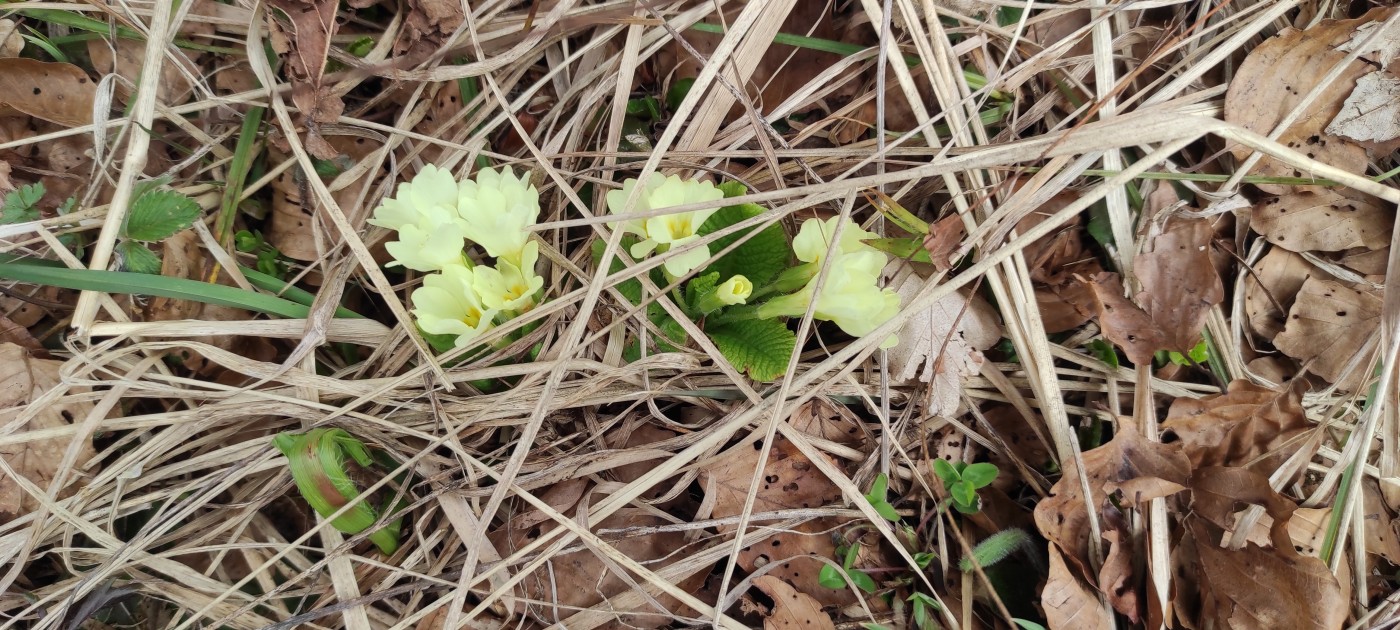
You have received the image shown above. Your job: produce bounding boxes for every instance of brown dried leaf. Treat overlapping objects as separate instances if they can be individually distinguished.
[1244,248,1318,340]
[398,0,465,60]
[752,576,836,630]
[0,19,23,57]
[699,411,855,607]
[87,38,201,104]
[0,343,97,522]
[1087,273,1167,365]
[1224,8,1396,193]
[0,59,97,127]
[492,508,702,629]
[1131,218,1225,353]
[1035,417,1190,578]
[1043,546,1112,630]
[1252,189,1390,252]
[887,270,1001,415]
[1272,276,1382,390]
[266,0,343,158]
[1161,379,1312,471]
[1183,467,1347,630]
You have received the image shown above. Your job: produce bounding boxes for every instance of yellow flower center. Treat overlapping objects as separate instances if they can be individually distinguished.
[663,215,694,237]
[461,306,484,328]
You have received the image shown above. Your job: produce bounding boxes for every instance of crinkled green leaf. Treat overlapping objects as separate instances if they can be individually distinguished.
[1086,338,1119,369]
[1,182,45,224]
[697,203,789,286]
[706,318,796,381]
[685,271,720,313]
[124,188,201,242]
[117,240,161,274]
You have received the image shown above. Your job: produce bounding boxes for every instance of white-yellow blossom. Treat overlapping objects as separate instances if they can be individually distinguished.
[411,264,498,348]
[715,275,753,306]
[757,218,900,348]
[606,173,725,277]
[472,241,545,313]
[457,167,540,265]
[383,220,468,272]
[370,165,469,271]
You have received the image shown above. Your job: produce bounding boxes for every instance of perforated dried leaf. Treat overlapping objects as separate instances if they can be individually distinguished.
[0,59,97,127]
[1272,276,1382,390]
[1252,189,1390,252]
[753,576,836,630]
[0,343,98,521]
[886,269,1001,415]
[1244,248,1319,340]
[1224,8,1396,193]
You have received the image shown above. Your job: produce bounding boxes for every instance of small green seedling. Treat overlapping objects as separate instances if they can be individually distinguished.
[931,460,998,514]
[863,473,900,521]
[818,543,877,594]
[235,229,289,279]
[1,182,45,224]
[1085,338,1119,369]
[1165,339,1209,367]
[117,177,202,274]
[908,591,942,630]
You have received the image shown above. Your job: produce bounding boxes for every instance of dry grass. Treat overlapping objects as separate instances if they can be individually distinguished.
[2,0,1399,628]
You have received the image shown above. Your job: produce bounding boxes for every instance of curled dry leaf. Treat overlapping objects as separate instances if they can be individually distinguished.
[1272,276,1382,390]
[1178,467,1347,630]
[266,0,343,158]
[1034,416,1190,580]
[886,268,1001,416]
[1018,198,1102,333]
[698,401,864,607]
[1087,272,1168,365]
[0,343,98,522]
[1161,379,1312,471]
[1224,7,1397,193]
[0,19,22,57]
[752,576,836,630]
[0,59,97,127]
[1043,545,1112,630]
[1252,189,1390,253]
[1244,248,1318,340]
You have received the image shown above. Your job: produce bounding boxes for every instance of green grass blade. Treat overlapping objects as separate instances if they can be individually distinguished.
[238,265,364,319]
[0,260,312,318]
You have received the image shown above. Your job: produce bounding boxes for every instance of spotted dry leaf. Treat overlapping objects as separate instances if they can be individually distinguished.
[1252,188,1390,253]
[1272,276,1382,390]
[0,59,97,127]
[1161,379,1312,471]
[0,343,98,522]
[753,576,836,630]
[1244,248,1319,340]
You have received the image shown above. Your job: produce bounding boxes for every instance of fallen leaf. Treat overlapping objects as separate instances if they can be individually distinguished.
[266,0,343,158]
[87,37,203,105]
[0,343,98,522]
[1161,379,1312,471]
[1043,545,1112,630]
[1326,70,1400,147]
[922,214,966,272]
[1131,218,1225,355]
[752,576,836,630]
[1243,248,1318,340]
[492,508,702,629]
[0,59,98,127]
[1017,202,1102,333]
[1224,8,1397,193]
[1183,467,1347,630]
[887,269,1002,416]
[0,19,23,57]
[1252,188,1390,252]
[1034,416,1190,579]
[699,404,860,607]
[1272,276,1382,390]
[398,0,465,61]
[1098,505,1140,623]
[1087,273,1168,365]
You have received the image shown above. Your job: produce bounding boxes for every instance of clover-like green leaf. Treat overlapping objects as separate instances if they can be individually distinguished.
[960,462,999,489]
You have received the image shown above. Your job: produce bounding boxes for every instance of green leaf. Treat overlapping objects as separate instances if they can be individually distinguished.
[706,319,796,381]
[871,500,900,522]
[865,472,889,503]
[1168,339,1209,366]
[116,241,162,274]
[848,569,877,593]
[685,272,720,313]
[863,237,933,263]
[931,459,958,485]
[626,95,661,121]
[1,182,44,224]
[0,259,316,319]
[1085,338,1119,369]
[666,77,695,112]
[842,543,859,569]
[130,175,172,202]
[960,463,999,489]
[697,203,789,286]
[124,188,201,241]
[959,528,1032,572]
[717,179,747,198]
[1012,620,1048,630]
[818,564,846,589]
[272,428,405,555]
[914,551,936,569]
[951,481,976,506]
[862,625,894,630]
[1086,199,1114,251]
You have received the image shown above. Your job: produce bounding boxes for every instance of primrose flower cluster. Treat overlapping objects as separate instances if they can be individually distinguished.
[370,166,543,349]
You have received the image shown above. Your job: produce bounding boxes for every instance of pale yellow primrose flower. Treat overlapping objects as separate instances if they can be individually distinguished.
[370,165,469,272]
[716,275,753,306]
[606,174,725,277]
[411,264,498,348]
[473,240,545,312]
[458,167,540,265]
[758,218,900,348]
